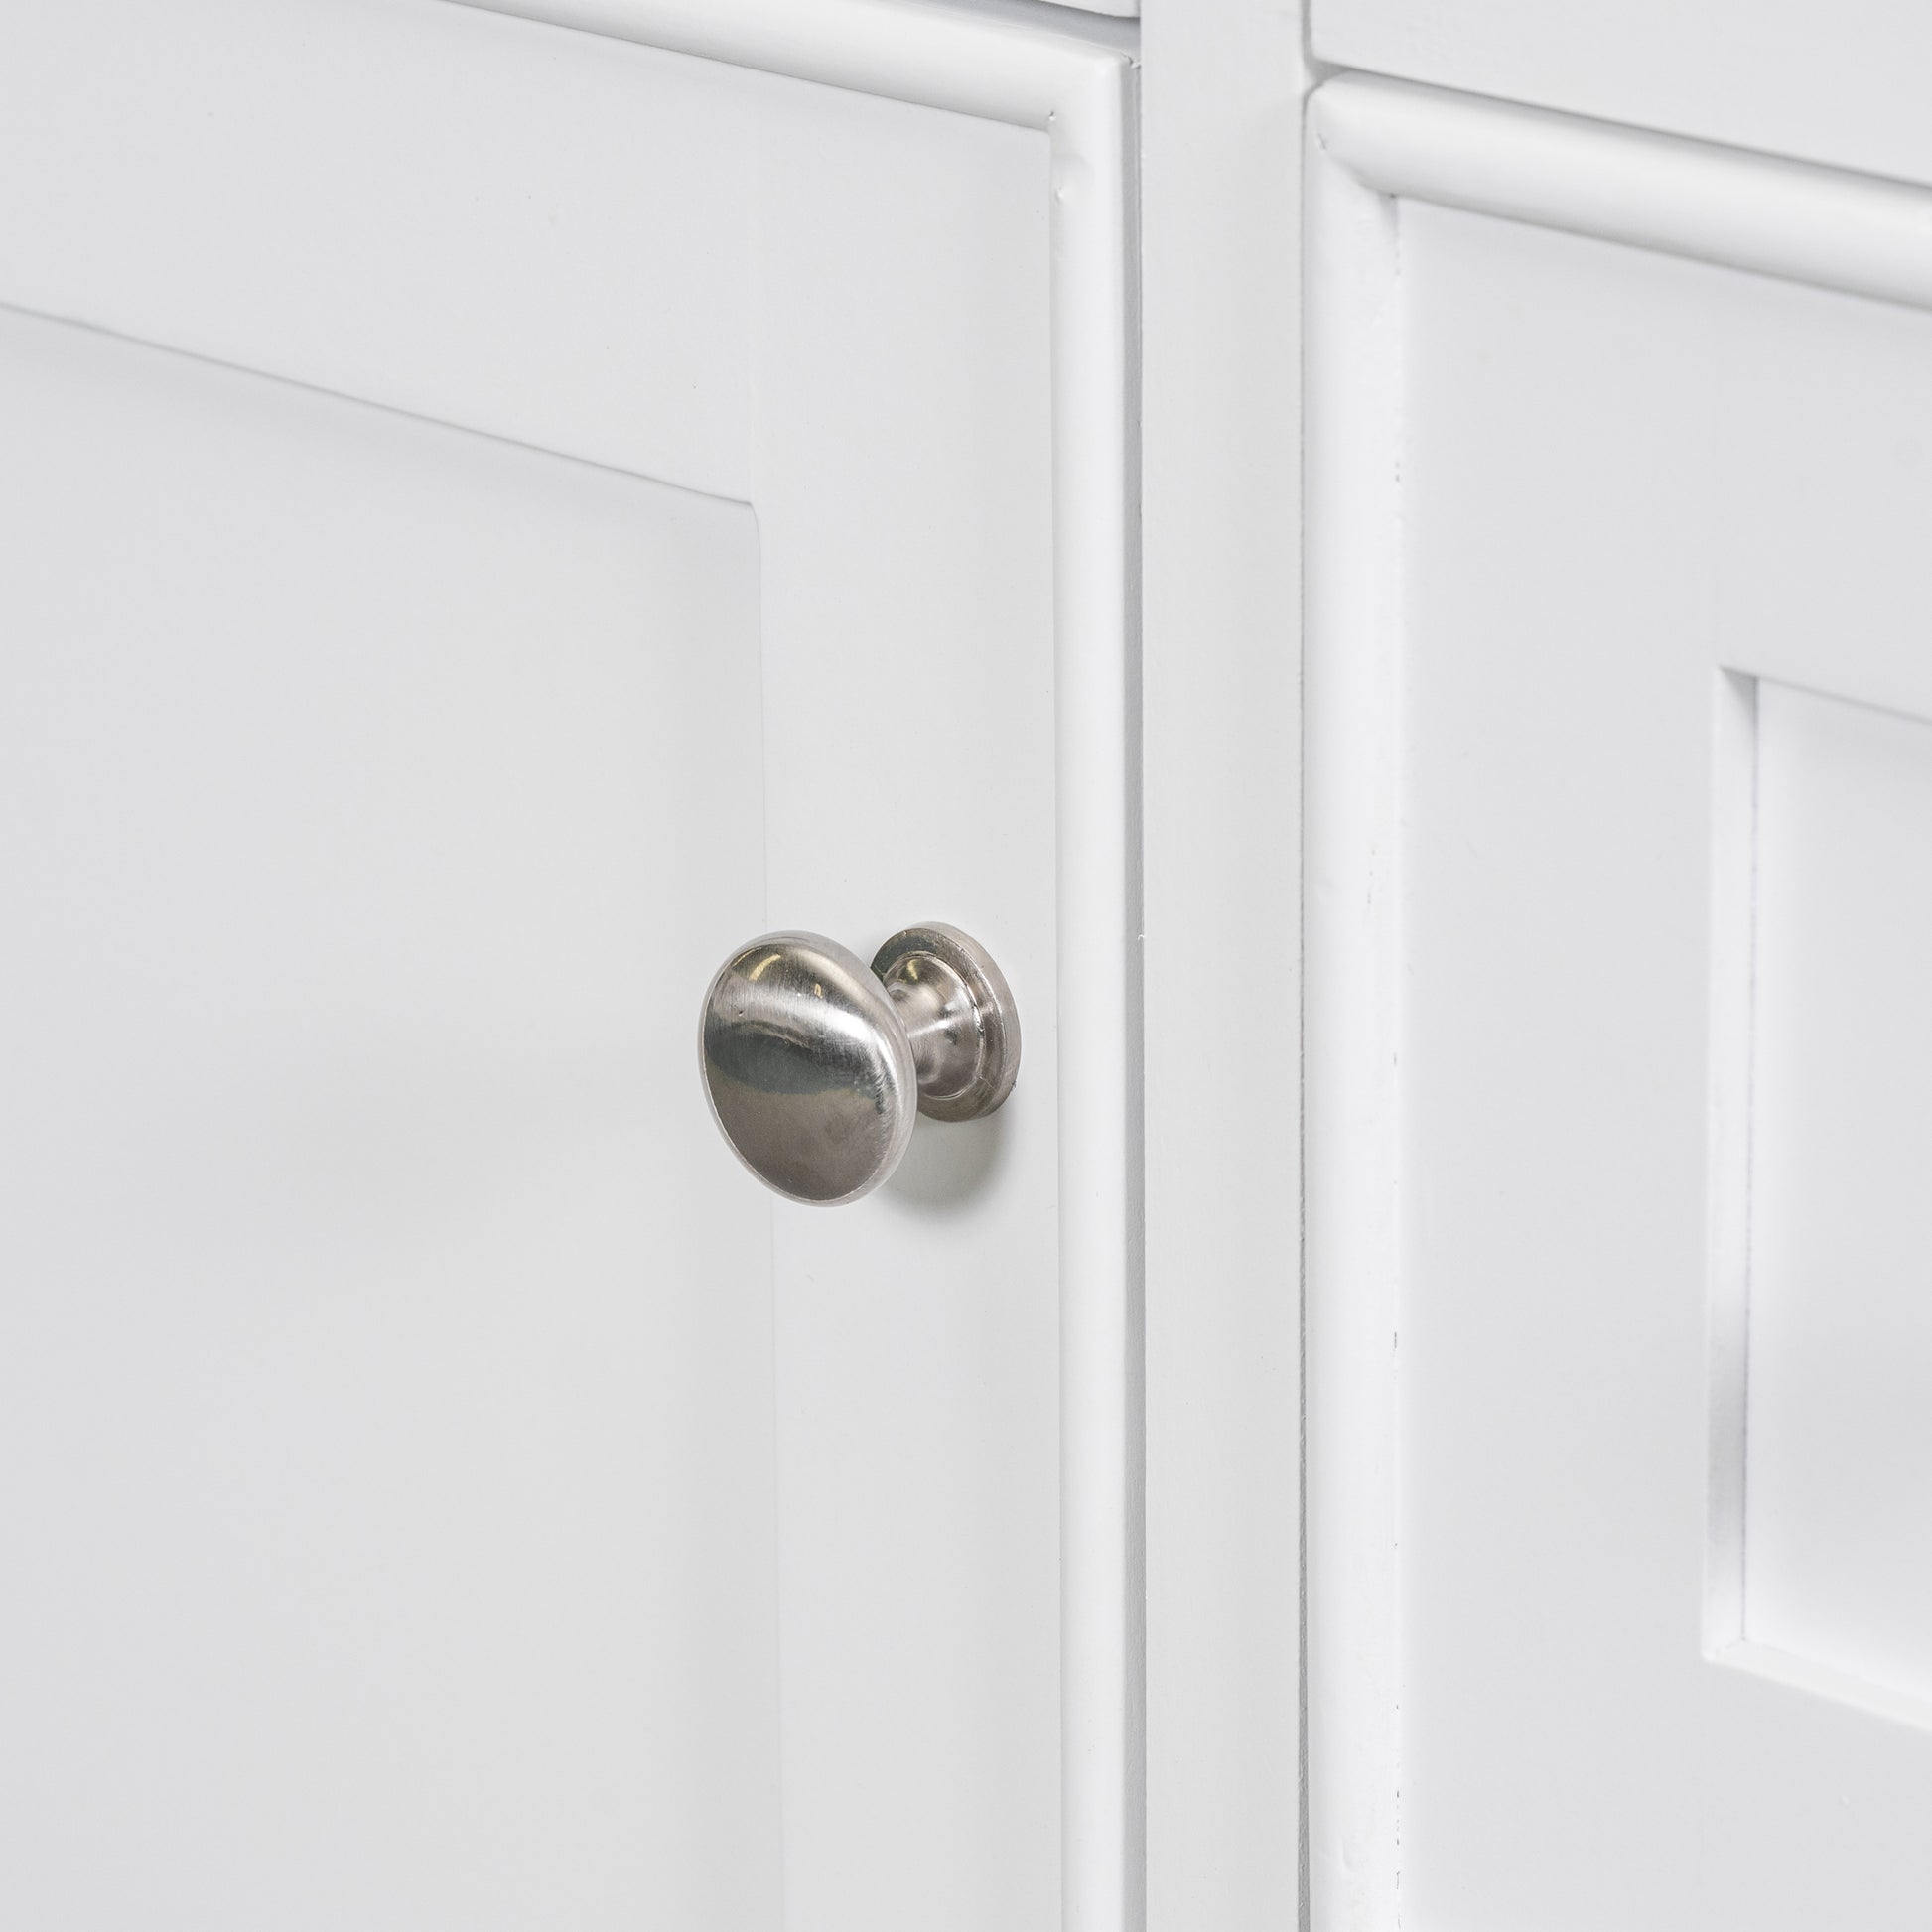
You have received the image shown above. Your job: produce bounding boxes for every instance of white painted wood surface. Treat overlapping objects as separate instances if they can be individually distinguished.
[1140,2,1303,1928]
[1309,71,1932,1931]
[0,3,1138,1927]
[743,82,1064,1932]
[1304,98,1405,1930]
[1313,0,1932,192]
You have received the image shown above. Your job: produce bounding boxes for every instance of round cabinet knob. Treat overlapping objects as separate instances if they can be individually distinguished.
[699,923,1021,1204]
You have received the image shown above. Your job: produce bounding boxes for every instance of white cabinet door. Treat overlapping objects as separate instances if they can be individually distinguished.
[1309,75,1932,1932]
[0,5,1134,1929]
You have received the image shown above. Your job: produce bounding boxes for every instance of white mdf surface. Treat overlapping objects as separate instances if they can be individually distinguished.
[1313,0,1932,193]
[1309,79,1932,1932]
[0,304,777,1932]
[0,2,1137,1927]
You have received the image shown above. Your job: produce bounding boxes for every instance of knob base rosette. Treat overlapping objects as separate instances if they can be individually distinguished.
[871,923,1020,1125]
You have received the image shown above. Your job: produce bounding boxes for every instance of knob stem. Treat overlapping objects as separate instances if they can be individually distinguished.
[886,956,978,1099]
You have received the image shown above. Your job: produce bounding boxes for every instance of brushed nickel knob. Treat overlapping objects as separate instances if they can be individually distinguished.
[698,923,1021,1204]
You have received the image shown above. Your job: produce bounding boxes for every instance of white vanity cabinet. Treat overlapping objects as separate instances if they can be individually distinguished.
[0,5,1135,1929]
[28,0,1931,1925]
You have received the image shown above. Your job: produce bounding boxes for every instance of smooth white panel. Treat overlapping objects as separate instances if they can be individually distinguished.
[1313,0,1932,193]
[1141,1,1304,1926]
[752,84,1064,1932]
[1383,203,1932,1928]
[1741,680,1932,1708]
[0,0,754,496]
[0,309,778,1929]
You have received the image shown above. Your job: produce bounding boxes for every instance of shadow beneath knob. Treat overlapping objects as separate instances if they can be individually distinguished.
[885,1110,1008,1215]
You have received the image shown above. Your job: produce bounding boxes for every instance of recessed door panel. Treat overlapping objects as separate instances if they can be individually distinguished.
[1739,679,1932,1713]
[0,307,776,1929]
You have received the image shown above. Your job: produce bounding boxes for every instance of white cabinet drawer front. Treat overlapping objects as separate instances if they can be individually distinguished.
[0,4,1136,1929]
